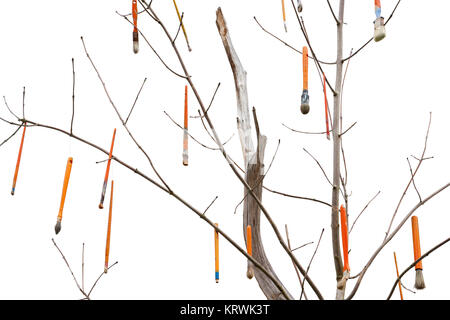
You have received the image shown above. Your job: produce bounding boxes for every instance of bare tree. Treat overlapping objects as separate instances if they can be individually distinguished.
[1,1,450,300]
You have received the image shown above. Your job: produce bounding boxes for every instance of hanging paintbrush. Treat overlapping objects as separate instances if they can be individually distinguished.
[104,180,114,273]
[172,0,192,52]
[99,128,117,209]
[55,157,73,235]
[246,225,254,279]
[182,85,189,166]
[132,0,139,53]
[340,205,350,274]
[281,0,287,32]
[214,223,219,283]
[300,46,310,114]
[297,0,303,12]
[323,72,330,140]
[411,216,425,289]
[373,0,386,42]
[11,124,27,195]
[393,252,404,300]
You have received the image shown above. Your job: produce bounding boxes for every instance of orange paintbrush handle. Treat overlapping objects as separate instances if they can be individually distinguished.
[105,180,114,273]
[184,85,188,129]
[393,252,404,300]
[214,223,219,283]
[132,0,138,32]
[246,225,252,257]
[302,46,308,90]
[281,0,286,22]
[411,216,423,270]
[11,125,26,195]
[99,128,117,209]
[340,205,350,272]
[57,157,73,222]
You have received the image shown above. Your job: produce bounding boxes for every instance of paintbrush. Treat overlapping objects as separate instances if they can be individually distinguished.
[132,0,139,53]
[411,216,425,289]
[301,46,310,114]
[55,157,73,234]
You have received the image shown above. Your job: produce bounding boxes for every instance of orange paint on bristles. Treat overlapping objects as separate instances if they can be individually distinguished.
[246,225,252,257]
[99,128,116,209]
[411,216,423,270]
[302,46,308,90]
[57,157,73,222]
[104,180,114,273]
[393,252,404,300]
[11,124,26,195]
[340,205,350,272]
[323,72,330,140]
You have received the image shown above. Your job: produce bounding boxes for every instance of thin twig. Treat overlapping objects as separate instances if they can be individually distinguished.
[407,157,422,202]
[326,0,339,24]
[300,229,325,300]
[173,12,184,44]
[349,191,381,234]
[303,148,333,187]
[385,113,432,239]
[82,243,85,292]
[191,83,221,119]
[125,77,147,124]
[285,225,308,300]
[0,124,23,148]
[3,96,20,120]
[87,261,119,298]
[203,196,218,215]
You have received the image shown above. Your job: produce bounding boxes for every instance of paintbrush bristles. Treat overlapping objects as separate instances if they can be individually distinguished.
[133,32,139,54]
[415,269,425,290]
[54,220,61,235]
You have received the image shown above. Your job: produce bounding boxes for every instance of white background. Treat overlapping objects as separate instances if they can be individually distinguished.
[0,0,449,300]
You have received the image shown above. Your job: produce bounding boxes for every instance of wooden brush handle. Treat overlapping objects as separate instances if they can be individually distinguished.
[281,0,286,22]
[411,216,423,270]
[340,205,350,272]
[105,180,114,273]
[302,47,308,91]
[132,0,138,32]
[57,157,73,221]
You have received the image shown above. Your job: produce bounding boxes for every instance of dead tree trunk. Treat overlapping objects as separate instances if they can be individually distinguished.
[216,8,292,300]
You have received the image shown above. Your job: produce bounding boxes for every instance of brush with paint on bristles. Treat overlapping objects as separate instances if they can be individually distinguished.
[104,180,114,273]
[373,0,386,42]
[99,128,116,209]
[132,0,139,53]
[182,85,189,166]
[214,223,219,283]
[246,225,254,279]
[11,124,27,195]
[300,46,310,114]
[55,157,73,235]
[172,0,192,52]
[411,216,425,289]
